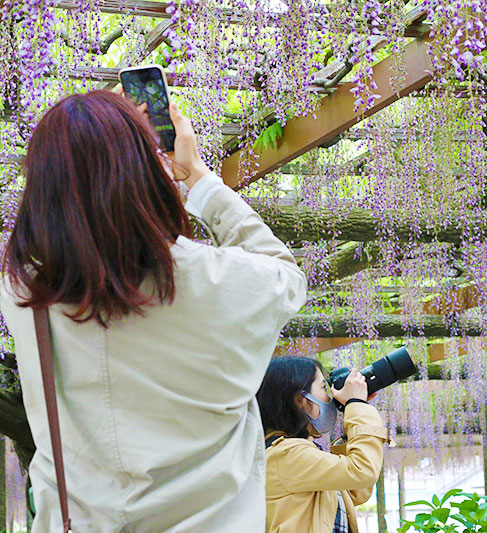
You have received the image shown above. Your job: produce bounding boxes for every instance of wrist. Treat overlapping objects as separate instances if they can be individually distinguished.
[345,398,368,407]
[186,160,211,189]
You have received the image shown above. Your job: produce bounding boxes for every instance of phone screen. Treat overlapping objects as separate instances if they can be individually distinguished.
[120,66,176,152]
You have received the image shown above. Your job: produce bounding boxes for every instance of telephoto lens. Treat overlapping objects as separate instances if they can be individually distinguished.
[328,347,417,411]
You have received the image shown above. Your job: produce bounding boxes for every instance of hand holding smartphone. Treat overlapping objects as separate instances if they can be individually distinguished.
[119,64,176,152]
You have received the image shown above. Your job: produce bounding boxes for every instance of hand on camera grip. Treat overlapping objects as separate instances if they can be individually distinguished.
[331,368,368,405]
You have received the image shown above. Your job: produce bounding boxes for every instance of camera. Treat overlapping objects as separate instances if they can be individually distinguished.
[328,347,417,411]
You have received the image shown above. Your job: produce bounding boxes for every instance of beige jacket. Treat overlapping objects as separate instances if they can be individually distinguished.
[265,403,388,533]
[0,181,307,533]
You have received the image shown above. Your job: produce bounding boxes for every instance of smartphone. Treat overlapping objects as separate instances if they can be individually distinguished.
[119,64,176,152]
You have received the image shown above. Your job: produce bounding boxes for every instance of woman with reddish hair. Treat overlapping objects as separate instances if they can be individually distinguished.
[0,90,306,532]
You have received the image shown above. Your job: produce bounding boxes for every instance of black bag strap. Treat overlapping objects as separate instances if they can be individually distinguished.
[265,435,284,449]
[33,308,72,533]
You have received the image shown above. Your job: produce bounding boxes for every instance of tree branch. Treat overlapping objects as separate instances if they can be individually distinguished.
[284,313,484,338]
[0,390,35,469]
[97,19,171,91]
[59,26,125,55]
[328,241,381,281]
[0,352,17,371]
[260,206,482,245]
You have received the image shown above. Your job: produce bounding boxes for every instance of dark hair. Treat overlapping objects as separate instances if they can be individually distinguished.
[256,356,324,439]
[2,90,192,327]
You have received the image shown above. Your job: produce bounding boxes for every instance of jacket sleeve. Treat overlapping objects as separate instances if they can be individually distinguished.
[347,487,374,506]
[273,403,386,493]
[200,184,307,321]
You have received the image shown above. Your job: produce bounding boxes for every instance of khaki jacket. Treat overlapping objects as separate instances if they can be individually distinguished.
[0,184,307,533]
[265,403,388,533]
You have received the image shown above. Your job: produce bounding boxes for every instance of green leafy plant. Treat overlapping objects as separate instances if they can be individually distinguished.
[253,121,283,151]
[398,489,487,532]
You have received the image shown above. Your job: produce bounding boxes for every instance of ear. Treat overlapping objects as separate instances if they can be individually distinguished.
[295,393,305,409]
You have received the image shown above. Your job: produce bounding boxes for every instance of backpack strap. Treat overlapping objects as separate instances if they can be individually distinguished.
[33,308,72,533]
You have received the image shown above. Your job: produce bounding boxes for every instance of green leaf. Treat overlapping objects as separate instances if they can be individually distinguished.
[458,492,478,501]
[432,495,440,507]
[261,130,271,151]
[397,521,414,533]
[414,512,434,524]
[404,500,436,509]
[451,512,474,529]
[431,507,450,523]
[440,489,463,506]
[456,500,477,513]
[253,122,283,152]
[268,121,282,147]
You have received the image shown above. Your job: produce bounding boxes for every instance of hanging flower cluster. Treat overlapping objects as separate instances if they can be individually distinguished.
[0,0,57,123]
[426,0,487,84]
[328,0,385,113]
[256,0,324,125]
[166,0,327,180]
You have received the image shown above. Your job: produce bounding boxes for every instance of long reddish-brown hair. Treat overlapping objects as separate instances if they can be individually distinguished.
[3,90,192,326]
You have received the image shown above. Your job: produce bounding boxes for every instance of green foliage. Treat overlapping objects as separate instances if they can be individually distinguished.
[398,489,487,532]
[225,91,245,115]
[253,121,283,151]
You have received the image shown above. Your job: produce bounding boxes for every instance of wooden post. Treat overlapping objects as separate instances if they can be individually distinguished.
[398,466,406,526]
[0,438,5,530]
[377,466,388,533]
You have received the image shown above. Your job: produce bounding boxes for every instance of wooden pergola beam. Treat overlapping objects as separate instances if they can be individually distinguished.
[53,5,430,101]
[57,0,170,18]
[56,0,241,22]
[220,37,434,189]
[62,67,329,94]
[427,339,469,362]
[55,0,430,37]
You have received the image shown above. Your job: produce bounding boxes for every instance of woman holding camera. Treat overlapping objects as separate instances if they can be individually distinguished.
[257,356,390,533]
[0,91,306,532]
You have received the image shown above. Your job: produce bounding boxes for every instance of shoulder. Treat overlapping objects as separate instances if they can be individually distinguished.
[173,235,283,278]
[0,275,22,306]
[0,275,13,295]
[266,437,319,457]
[0,272,33,303]
[0,276,35,339]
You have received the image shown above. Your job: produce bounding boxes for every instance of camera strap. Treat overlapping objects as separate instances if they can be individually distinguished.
[265,435,284,449]
[33,308,72,533]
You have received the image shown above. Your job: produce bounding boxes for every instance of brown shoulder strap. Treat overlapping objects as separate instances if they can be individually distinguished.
[33,308,72,533]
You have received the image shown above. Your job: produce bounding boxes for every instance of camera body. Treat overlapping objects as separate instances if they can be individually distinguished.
[328,347,417,411]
